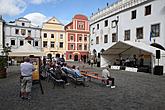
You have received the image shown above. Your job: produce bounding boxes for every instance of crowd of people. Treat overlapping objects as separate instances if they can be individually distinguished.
[20,56,115,100]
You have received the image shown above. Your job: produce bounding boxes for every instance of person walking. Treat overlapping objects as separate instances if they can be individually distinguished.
[102,67,115,88]
[20,57,35,99]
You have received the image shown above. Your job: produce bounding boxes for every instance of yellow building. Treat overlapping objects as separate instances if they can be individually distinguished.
[42,17,66,59]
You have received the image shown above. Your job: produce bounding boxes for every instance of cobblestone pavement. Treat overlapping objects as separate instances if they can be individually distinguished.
[0,62,165,110]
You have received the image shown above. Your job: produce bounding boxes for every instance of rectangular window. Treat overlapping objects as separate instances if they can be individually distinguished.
[124,30,130,41]
[51,34,54,38]
[59,42,63,48]
[97,24,99,30]
[51,41,54,48]
[84,44,87,50]
[104,20,108,27]
[84,36,87,41]
[69,54,72,59]
[43,41,47,47]
[151,24,160,37]
[104,35,108,43]
[92,28,95,34]
[21,29,26,35]
[96,36,99,44]
[79,37,82,41]
[15,29,19,34]
[60,34,63,39]
[70,44,74,50]
[20,40,24,46]
[112,33,117,42]
[44,33,47,38]
[145,5,151,16]
[28,30,31,36]
[131,10,136,19]
[78,44,82,50]
[70,35,74,41]
[136,27,143,39]
[77,22,85,30]
[11,39,15,46]
[35,41,38,46]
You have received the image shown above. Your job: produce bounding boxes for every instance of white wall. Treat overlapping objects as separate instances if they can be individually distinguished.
[90,0,165,55]
[0,21,3,55]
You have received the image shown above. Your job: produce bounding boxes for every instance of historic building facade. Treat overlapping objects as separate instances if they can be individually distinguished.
[41,17,66,58]
[0,16,4,55]
[4,17,42,50]
[65,14,90,61]
[90,0,165,67]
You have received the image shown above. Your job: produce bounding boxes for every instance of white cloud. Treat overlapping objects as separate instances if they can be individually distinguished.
[24,12,50,26]
[0,0,26,16]
[30,0,44,4]
[30,0,56,4]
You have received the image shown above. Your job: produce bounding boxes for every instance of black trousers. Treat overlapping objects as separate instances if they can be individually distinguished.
[107,77,115,86]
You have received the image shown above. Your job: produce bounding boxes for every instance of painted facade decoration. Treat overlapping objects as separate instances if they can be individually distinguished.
[65,14,90,62]
[4,17,42,50]
[42,17,66,59]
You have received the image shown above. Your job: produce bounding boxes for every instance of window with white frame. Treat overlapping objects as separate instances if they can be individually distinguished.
[124,30,130,41]
[11,39,15,46]
[60,34,63,39]
[112,33,117,42]
[151,23,160,37]
[96,36,99,44]
[51,41,54,48]
[35,41,38,46]
[145,5,151,16]
[20,40,24,46]
[104,35,108,43]
[59,42,63,48]
[136,27,143,39]
[43,41,47,47]
[104,20,108,27]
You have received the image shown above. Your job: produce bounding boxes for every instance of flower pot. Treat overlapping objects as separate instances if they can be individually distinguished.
[0,68,7,78]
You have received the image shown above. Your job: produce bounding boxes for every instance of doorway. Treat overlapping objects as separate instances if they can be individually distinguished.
[74,55,78,61]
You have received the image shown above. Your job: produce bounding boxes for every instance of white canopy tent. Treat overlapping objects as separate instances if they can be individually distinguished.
[9,42,45,57]
[101,41,165,74]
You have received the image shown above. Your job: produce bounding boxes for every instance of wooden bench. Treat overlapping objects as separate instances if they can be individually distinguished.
[81,73,112,85]
[81,70,90,73]
[88,72,98,76]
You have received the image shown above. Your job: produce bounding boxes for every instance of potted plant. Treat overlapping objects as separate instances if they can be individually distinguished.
[0,56,7,78]
[0,43,11,78]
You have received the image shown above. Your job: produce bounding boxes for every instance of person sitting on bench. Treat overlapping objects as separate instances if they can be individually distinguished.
[102,67,115,88]
[53,65,69,86]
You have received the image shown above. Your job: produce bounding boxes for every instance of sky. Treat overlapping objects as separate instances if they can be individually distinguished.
[0,0,118,26]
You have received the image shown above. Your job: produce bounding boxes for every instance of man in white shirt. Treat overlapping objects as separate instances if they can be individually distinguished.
[20,57,35,99]
[102,67,115,88]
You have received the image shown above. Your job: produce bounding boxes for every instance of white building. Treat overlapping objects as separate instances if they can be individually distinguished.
[0,16,4,55]
[4,17,42,50]
[90,0,165,74]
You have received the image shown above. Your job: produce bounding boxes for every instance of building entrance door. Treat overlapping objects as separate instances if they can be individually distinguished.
[74,55,78,61]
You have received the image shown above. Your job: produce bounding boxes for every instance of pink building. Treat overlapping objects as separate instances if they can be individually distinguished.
[65,14,90,62]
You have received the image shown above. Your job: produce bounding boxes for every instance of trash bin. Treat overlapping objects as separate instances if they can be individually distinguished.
[154,66,163,75]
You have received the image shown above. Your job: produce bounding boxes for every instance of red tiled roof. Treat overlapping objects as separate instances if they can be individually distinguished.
[25,36,34,40]
[73,14,88,20]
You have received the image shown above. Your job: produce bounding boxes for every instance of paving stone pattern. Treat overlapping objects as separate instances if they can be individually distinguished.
[0,63,165,110]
